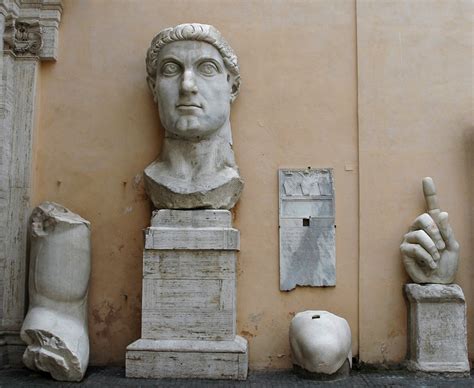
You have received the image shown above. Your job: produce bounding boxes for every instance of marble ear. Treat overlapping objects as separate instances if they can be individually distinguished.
[147,75,157,102]
[230,74,240,104]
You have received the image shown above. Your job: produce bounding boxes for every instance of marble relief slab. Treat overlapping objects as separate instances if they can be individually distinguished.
[279,169,335,291]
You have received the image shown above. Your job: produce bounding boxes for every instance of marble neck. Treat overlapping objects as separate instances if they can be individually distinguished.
[164,119,233,145]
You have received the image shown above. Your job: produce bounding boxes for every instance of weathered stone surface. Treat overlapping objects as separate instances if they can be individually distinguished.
[405,283,469,373]
[290,311,351,376]
[20,202,90,382]
[145,155,243,210]
[279,169,336,290]
[400,177,460,284]
[126,337,248,380]
[146,210,239,251]
[144,23,243,210]
[0,0,63,367]
[145,228,239,251]
[151,208,232,227]
[126,209,248,379]
[0,331,24,367]
[141,252,236,341]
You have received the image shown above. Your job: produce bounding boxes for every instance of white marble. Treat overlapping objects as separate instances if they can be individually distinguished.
[405,284,469,373]
[400,177,460,284]
[290,311,352,376]
[144,23,243,210]
[126,210,248,380]
[279,169,336,290]
[127,337,248,380]
[20,202,90,382]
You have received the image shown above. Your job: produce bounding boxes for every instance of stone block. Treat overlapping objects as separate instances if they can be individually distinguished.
[145,210,239,251]
[145,228,239,251]
[405,283,469,373]
[151,209,232,228]
[126,209,247,379]
[126,337,248,380]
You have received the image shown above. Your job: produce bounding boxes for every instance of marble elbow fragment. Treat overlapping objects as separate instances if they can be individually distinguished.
[20,202,91,382]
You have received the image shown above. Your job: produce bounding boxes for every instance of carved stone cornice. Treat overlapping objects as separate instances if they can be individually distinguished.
[0,1,63,17]
[4,18,42,57]
[1,0,62,60]
[0,1,20,18]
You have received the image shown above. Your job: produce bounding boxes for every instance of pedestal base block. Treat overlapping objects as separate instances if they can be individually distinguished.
[126,336,248,380]
[405,283,469,374]
[126,210,247,380]
[0,332,25,367]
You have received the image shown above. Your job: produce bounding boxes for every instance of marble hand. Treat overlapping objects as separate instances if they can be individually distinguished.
[400,177,460,284]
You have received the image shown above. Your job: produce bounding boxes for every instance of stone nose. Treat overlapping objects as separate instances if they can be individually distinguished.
[180,70,198,94]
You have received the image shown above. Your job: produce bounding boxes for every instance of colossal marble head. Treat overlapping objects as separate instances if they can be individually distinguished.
[146,23,241,140]
[144,24,244,210]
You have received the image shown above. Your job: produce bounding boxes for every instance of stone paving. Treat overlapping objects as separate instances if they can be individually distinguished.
[0,366,473,387]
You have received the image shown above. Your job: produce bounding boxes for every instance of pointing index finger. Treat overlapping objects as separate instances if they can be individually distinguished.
[422,177,440,213]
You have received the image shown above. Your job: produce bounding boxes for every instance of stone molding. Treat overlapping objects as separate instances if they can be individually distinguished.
[128,337,248,353]
[405,283,465,303]
[146,210,240,250]
[127,337,248,380]
[145,227,240,250]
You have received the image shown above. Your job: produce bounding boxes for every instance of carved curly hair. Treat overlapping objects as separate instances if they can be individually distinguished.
[146,23,241,99]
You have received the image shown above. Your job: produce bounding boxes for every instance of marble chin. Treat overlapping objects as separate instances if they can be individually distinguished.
[144,160,243,210]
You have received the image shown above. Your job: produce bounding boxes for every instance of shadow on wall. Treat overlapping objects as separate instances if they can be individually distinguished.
[465,126,474,323]
[466,127,474,238]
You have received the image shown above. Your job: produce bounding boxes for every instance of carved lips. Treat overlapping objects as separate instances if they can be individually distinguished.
[176,103,203,113]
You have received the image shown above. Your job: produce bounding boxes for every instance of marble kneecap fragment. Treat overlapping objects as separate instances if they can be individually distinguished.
[290,310,352,375]
[20,202,91,382]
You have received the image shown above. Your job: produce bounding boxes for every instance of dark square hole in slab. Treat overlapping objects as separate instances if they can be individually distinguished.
[303,218,310,227]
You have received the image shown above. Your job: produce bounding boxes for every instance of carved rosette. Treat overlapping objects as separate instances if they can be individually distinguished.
[4,19,43,57]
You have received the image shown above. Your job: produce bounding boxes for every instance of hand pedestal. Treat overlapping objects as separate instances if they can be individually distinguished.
[126,210,248,380]
[405,283,469,374]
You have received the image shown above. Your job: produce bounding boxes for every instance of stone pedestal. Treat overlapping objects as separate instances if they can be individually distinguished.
[126,210,248,380]
[405,284,469,373]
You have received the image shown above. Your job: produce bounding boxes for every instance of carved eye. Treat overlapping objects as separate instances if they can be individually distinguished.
[198,61,219,76]
[161,62,181,76]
